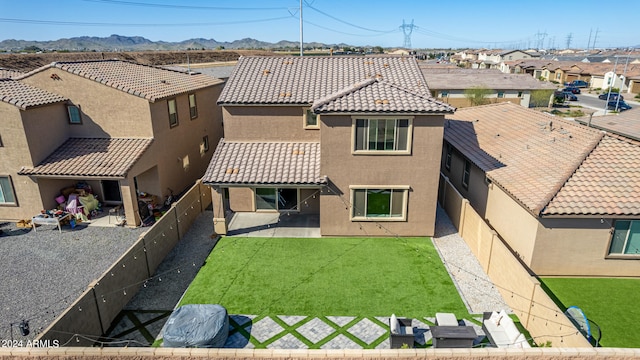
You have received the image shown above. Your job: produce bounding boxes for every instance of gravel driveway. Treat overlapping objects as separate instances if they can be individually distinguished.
[0,221,145,341]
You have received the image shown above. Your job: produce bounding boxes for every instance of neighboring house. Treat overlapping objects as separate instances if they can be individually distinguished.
[576,108,640,142]
[421,67,555,108]
[1,60,224,226]
[441,102,640,277]
[203,56,454,237]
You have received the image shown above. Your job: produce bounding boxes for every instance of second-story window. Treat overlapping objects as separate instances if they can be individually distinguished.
[304,109,318,129]
[353,118,411,154]
[497,91,505,98]
[445,144,452,170]
[462,160,471,189]
[189,94,198,119]
[168,98,178,128]
[67,105,82,124]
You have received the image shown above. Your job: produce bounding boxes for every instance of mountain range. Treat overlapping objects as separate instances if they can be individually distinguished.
[0,34,353,52]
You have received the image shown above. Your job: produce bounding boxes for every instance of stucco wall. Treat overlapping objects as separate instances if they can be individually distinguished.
[228,187,254,212]
[222,106,320,142]
[20,67,154,138]
[484,185,539,266]
[532,218,640,276]
[145,85,224,201]
[319,114,444,236]
[441,145,490,218]
[0,103,68,220]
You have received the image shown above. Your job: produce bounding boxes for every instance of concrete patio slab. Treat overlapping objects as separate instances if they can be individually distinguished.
[227,212,320,238]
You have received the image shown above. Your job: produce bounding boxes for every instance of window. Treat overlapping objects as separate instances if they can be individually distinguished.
[517,91,523,98]
[440,91,449,97]
[0,176,17,205]
[67,105,81,124]
[353,118,411,154]
[255,188,277,211]
[304,108,318,129]
[0,134,3,147]
[462,160,471,189]
[497,91,505,98]
[609,220,640,255]
[445,144,452,171]
[168,99,178,127]
[182,155,189,171]
[351,187,408,221]
[200,135,209,155]
[188,94,198,119]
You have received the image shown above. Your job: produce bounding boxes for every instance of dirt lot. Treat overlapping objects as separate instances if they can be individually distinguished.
[0,49,274,72]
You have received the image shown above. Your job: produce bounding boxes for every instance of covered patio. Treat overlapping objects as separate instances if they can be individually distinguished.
[226,212,320,237]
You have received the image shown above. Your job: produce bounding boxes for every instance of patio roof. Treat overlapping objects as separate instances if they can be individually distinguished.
[19,137,153,178]
[202,140,326,186]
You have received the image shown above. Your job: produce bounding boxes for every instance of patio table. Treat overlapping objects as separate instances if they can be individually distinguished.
[32,213,71,233]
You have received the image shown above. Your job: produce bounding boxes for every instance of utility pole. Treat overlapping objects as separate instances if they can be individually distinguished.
[299,0,303,56]
[587,28,593,50]
[566,33,573,49]
[400,19,415,49]
[592,28,599,50]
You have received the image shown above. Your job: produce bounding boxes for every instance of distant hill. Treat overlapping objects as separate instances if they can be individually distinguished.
[0,34,352,52]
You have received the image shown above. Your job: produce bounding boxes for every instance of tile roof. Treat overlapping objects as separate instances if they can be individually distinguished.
[17,60,223,102]
[576,108,640,141]
[422,69,556,90]
[543,135,640,216]
[312,78,454,114]
[445,102,603,215]
[0,79,66,110]
[202,140,326,185]
[217,56,450,113]
[19,137,153,178]
[0,68,25,79]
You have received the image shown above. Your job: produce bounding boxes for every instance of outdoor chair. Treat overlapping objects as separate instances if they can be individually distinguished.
[389,314,414,348]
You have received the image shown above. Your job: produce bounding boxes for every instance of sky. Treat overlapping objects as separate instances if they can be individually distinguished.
[1,0,638,49]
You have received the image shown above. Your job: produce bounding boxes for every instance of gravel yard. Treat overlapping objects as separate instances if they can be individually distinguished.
[0,221,145,341]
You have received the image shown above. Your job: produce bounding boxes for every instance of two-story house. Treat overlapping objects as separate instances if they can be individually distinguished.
[441,102,640,277]
[203,56,454,236]
[1,60,224,226]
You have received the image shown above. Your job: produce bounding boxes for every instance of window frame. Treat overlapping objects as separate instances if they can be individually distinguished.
[349,186,409,222]
[0,175,18,206]
[200,135,209,155]
[188,93,198,119]
[67,105,82,124]
[497,91,505,98]
[304,108,319,129]
[607,220,640,257]
[517,91,523,98]
[351,116,413,155]
[168,98,179,128]
[445,143,452,171]
[440,91,449,97]
[462,160,471,189]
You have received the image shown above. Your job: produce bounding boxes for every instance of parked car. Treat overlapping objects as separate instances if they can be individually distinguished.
[568,80,589,88]
[562,91,578,101]
[564,86,581,94]
[607,100,632,111]
[599,92,624,100]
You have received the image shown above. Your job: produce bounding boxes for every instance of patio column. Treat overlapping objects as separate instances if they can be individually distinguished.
[211,187,227,235]
[120,178,141,227]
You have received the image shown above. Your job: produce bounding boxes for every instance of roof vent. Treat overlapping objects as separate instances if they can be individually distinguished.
[263,69,271,75]
[279,92,292,97]
[292,150,305,155]
[233,168,239,174]
[160,79,168,84]
[383,63,389,67]
[283,60,293,65]
[375,99,390,105]
[364,60,373,65]
[375,73,383,79]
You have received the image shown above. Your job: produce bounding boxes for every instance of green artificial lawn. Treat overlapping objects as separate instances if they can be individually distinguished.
[540,277,640,348]
[180,237,468,319]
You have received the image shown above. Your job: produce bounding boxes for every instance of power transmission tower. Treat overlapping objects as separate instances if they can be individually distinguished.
[593,28,599,50]
[587,28,593,50]
[566,33,573,49]
[399,19,415,49]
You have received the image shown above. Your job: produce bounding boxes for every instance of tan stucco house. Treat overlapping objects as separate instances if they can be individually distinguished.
[1,60,224,226]
[421,67,556,108]
[203,56,454,236]
[441,102,640,277]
